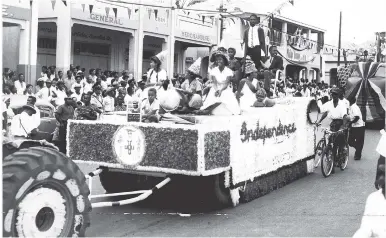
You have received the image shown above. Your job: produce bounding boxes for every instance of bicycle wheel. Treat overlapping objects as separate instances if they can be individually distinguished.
[314,139,325,168]
[321,146,334,177]
[340,143,349,171]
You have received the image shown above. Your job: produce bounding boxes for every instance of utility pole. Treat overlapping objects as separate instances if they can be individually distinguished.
[218,0,225,41]
[337,11,342,66]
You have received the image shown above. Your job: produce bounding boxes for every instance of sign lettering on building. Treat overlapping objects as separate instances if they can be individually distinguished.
[181,31,211,43]
[90,13,123,25]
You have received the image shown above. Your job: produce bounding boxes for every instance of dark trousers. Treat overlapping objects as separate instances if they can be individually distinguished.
[247,46,262,69]
[59,121,68,154]
[349,126,365,158]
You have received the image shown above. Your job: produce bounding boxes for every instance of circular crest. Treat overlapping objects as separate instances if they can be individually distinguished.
[112,126,146,166]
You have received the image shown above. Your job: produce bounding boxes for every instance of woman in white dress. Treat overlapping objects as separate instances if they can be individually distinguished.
[236,59,260,111]
[200,51,240,115]
[145,54,172,101]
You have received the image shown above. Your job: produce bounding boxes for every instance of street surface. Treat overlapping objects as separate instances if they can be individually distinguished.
[79,122,382,237]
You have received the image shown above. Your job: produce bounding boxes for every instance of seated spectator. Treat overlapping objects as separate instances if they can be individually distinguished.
[71,85,83,102]
[14,73,26,95]
[24,84,34,96]
[141,88,159,123]
[91,84,104,111]
[51,81,66,107]
[262,46,284,97]
[64,70,75,90]
[103,87,115,113]
[294,85,303,97]
[135,80,146,100]
[71,75,84,93]
[74,93,100,120]
[115,95,127,111]
[253,88,276,107]
[83,75,94,94]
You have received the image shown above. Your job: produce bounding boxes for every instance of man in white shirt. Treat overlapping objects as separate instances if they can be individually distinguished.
[103,87,116,112]
[10,104,38,139]
[339,89,350,114]
[27,96,41,129]
[51,81,67,107]
[36,79,54,101]
[242,14,266,69]
[316,87,348,172]
[14,73,27,95]
[348,97,366,160]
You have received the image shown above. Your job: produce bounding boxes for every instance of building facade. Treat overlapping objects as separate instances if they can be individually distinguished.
[2,0,218,85]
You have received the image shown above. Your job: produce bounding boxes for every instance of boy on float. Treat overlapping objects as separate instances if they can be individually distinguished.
[141,88,160,123]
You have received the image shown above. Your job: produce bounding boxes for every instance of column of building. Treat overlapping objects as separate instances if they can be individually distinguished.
[55,1,72,74]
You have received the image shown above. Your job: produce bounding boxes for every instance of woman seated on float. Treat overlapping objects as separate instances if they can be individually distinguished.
[236,58,260,111]
[199,50,241,115]
[253,88,276,107]
[141,88,160,123]
[176,57,204,112]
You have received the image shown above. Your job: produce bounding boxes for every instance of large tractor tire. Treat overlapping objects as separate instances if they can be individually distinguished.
[2,147,91,237]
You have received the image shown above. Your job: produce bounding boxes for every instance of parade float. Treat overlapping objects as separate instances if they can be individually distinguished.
[67,96,317,208]
[339,62,386,124]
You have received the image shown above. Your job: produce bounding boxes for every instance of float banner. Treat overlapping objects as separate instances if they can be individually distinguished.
[228,99,314,186]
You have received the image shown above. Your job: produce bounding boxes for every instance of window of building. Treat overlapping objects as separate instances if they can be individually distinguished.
[38,38,57,49]
[74,42,110,56]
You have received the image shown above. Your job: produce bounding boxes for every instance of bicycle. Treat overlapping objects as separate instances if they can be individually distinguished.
[314,125,350,177]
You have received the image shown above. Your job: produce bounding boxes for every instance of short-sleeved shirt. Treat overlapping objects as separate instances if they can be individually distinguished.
[209,66,233,91]
[142,99,159,115]
[181,78,203,94]
[147,69,167,84]
[349,103,365,127]
[318,100,347,120]
[55,104,74,122]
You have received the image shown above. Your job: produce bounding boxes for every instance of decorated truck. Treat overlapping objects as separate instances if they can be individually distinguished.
[2,97,318,237]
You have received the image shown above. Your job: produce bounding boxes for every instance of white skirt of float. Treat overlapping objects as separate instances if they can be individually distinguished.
[229,188,240,207]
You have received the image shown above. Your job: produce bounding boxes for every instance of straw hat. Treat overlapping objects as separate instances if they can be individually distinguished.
[187,57,202,76]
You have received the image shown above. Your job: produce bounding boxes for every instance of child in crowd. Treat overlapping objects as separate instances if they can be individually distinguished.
[141,88,159,123]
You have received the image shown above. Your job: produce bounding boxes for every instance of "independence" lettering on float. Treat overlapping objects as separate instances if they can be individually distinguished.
[240,120,297,144]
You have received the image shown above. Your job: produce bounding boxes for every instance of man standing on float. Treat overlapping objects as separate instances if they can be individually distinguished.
[242,14,267,70]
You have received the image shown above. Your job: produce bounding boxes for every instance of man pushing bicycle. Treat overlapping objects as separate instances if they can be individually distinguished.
[315,87,349,173]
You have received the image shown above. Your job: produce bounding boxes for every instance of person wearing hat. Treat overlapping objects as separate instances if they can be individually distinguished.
[236,59,260,111]
[55,92,75,153]
[10,104,38,139]
[71,84,83,102]
[200,51,241,115]
[177,57,204,112]
[252,88,276,107]
[103,87,116,113]
[36,78,54,101]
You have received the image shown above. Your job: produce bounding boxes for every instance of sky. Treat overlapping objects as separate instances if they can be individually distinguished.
[191,0,386,47]
[270,0,386,46]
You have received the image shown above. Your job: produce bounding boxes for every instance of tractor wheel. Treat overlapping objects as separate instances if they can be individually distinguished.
[2,147,91,237]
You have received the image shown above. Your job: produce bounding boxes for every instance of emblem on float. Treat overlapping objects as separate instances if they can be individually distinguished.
[112,126,146,166]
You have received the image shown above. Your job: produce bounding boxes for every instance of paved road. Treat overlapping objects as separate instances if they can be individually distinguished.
[79,126,382,237]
